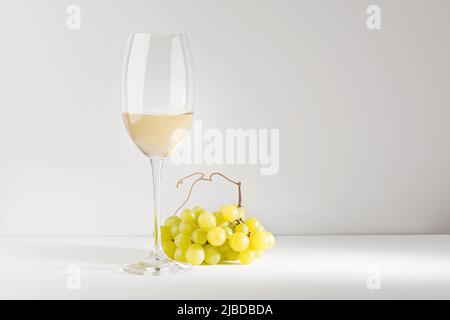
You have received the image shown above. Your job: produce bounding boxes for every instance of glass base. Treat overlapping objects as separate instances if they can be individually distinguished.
[122,248,192,276]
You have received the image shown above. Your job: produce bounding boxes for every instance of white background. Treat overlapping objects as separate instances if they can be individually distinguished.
[1,0,450,236]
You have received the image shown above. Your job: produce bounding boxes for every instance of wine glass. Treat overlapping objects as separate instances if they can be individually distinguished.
[121,33,194,275]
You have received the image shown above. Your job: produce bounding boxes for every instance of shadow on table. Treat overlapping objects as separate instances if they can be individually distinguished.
[12,242,147,267]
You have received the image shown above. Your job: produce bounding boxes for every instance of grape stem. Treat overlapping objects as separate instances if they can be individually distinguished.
[173,172,242,216]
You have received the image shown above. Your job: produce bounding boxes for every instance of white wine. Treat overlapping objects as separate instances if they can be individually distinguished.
[122,112,193,157]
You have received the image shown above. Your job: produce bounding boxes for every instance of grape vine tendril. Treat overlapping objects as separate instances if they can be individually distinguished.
[173,172,242,216]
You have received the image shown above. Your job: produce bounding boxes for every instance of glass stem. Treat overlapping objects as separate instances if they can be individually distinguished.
[149,157,164,251]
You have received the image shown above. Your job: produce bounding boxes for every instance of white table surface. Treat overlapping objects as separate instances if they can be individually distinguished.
[0,235,449,299]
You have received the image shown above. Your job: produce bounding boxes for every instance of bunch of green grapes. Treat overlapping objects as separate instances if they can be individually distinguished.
[161,205,275,265]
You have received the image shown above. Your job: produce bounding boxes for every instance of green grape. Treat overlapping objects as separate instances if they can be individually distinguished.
[185,244,205,265]
[238,207,246,219]
[192,206,205,220]
[239,249,256,264]
[192,229,207,245]
[198,212,216,231]
[256,224,266,232]
[207,227,227,246]
[170,222,180,236]
[223,226,233,239]
[174,233,191,250]
[164,216,181,227]
[181,209,196,223]
[229,232,250,252]
[162,240,176,259]
[192,205,206,215]
[225,249,240,261]
[204,244,222,265]
[219,240,231,252]
[160,225,172,242]
[214,212,229,228]
[264,231,275,249]
[254,250,263,258]
[179,221,194,234]
[245,217,261,232]
[220,204,239,222]
[174,248,186,262]
[235,223,249,235]
[250,231,268,251]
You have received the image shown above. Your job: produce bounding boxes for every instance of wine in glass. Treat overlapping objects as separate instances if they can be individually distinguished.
[121,33,194,275]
